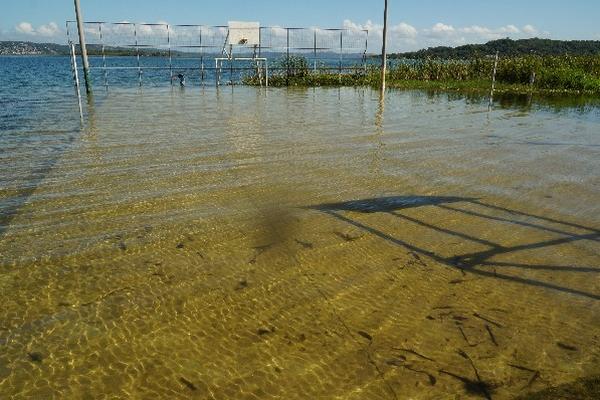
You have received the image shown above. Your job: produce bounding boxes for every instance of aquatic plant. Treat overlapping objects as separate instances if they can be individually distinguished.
[245,54,600,94]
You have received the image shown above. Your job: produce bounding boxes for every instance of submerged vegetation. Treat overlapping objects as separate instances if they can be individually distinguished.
[245,54,600,94]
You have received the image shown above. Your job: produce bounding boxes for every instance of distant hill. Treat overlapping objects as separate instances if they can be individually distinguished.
[390,38,600,59]
[0,41,68,55]
[0,41,188,56]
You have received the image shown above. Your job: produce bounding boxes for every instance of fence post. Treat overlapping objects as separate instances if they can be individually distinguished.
[167,24,173,85]
[99,23,108,89]
[313,29,317,72]
[339,30,343,81]
[364,30,369,73]
[286,28,290,86]
[199,26,204,84]
[69,42,84,121]
[488,51,499,110]
[73,0,92,94]
[134,24,142,86]
[381,0,388,94]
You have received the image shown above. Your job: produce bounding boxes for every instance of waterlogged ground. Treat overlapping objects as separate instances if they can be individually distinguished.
[1,86,599,399]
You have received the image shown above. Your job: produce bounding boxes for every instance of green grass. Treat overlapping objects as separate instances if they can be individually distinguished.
[244,55,600,95]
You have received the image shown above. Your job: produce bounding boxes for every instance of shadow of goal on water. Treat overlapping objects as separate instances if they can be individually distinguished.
[308,195,600,301]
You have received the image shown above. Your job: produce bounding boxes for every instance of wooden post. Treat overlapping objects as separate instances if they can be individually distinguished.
[380,0,388,95]
[73,0,91,94]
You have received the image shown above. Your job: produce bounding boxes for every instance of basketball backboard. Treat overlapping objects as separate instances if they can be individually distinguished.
[228,21,260,46]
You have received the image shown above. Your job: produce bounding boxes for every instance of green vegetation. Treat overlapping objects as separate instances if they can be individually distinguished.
[245,54,600,94]
[390,38,600,59]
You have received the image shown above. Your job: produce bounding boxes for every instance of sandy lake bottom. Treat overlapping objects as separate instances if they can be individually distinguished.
[1,87,599,399]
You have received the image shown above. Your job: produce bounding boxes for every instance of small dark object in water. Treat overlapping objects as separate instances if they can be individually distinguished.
[249,244,273,264]
[257,327,274,336]
[176,243,185,249]
[508,364,537,373]
[28,352,43,363]
[458,327,477,347]
[485,325,498,346]
[334,231,362,242]
[385,358,405,367]
[357,331,373,341]
[179,377,197,391]
[453,315,468,322]
[118,241,127,251]
[391,362,437,386]
[392,347,435,362]
[473,312,503,328]
[295,239,314,249]
[408,252,427,266]
[297,333,306,342]
[557,342,578,352]
[526,370,541,388]
[235,280,248,291]
[386,355,407,367]
[426,315,435,320]
[449,279,465,284]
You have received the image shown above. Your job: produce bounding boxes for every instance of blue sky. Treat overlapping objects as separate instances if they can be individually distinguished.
[1,0,599,51]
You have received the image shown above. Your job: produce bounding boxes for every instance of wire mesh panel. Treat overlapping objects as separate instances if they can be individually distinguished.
[258,27,288,51]
[288,28,314,53]
[66,21,369,87]
[136,23,169,48]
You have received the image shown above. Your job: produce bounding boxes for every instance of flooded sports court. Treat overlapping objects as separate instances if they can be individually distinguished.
[1,85,599,399]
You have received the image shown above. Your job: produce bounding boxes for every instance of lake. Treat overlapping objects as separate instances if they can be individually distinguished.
[1,56,599,399]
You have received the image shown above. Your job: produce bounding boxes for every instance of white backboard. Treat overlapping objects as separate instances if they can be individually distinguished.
[228,21,260,46]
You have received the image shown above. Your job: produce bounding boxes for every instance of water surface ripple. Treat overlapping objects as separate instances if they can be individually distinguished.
[1,81,599,399]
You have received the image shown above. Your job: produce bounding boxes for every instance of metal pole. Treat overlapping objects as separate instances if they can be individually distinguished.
[265,60,269,87]
[229,44,233,85]
[99,23,108,89]
[134,24,142,86]
[199,26,204,84]
[339,30,343,79]
[381,0,388,94]
[167,24,173,85]
[313,29,317,72]
[489,51,499,111]
[364,30,369,73]
[286,28,290,86]
[73,0,92,94]
[70,43,84,121]
[258,27,262,58]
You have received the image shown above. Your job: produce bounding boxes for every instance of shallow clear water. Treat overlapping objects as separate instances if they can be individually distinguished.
[1,56,599,399]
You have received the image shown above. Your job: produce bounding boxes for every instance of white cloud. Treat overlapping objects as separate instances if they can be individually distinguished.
[522,25,538,35]
[502,25,521,34]
[16,22,35,35]
[15,21,61,38]
[392,22,418,39]
[431,23,455,36]
[37,22,60,37]
[342,20,550,51]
